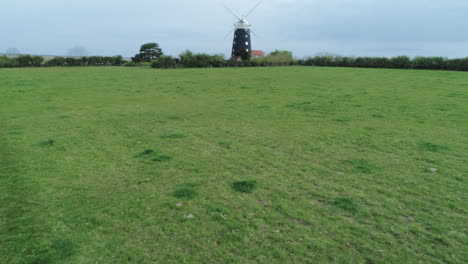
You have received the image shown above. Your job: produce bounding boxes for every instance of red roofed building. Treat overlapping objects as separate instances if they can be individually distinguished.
[252,50,265,58]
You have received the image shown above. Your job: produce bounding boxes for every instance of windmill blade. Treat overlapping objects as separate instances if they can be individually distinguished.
[224,4,241,21]
[224,28,236,39]
[251,30,261,39]
[244,0,263,19]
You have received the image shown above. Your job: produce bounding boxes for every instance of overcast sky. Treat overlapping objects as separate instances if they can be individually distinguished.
[2,0,468,58]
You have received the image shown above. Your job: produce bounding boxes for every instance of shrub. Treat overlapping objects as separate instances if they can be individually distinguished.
[44,56,125,67]
[252,50,294,66]
[179,50,225,68]
[0,56,18,67]
[446,58,468,71]
[152,56,177,69]
[313,56,334,67]
[16,55,34,67]
[353,57,389,68]
[390,56,411,69]
[123,61,139,67]
[413,57,430,69]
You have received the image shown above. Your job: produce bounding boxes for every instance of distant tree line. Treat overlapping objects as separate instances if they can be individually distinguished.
[45,56,124,67]
[2,41,468,72]
[149,51,468,71]
[0,55,44,68]
[0,55,124,68]
[298,55,468,71]
[150,50,296,69]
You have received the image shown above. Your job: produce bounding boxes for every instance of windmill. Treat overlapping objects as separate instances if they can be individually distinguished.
[224,1,263,60]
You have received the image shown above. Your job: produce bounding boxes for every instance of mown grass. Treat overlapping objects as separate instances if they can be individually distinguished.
[0,66,467,263]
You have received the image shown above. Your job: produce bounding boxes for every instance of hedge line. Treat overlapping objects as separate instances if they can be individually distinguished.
[2,53,468,72]
[151,51,296,69]
[0,55,124,68]
[151,54,468,71]
[299,56,468,71]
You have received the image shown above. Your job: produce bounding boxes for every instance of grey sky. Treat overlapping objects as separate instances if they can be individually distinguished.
[2,0,468,58]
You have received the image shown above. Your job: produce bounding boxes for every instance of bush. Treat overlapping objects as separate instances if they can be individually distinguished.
[179,50,225,68]
[412,56,445,70]
[264,50,294,66]
[0,56,18,67]
[312,56,334,67]
[152,56,177,69]
[16,55,34,67]
[390,56,411,69]
[123,61,139,67]
[352,57,389,68]
[446,58,468,71]
[43,56,125,67]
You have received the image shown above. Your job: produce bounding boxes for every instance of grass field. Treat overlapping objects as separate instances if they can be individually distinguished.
[0,66,467,263]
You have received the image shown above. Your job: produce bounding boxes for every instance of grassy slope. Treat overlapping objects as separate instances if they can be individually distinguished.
[0,67,467,263]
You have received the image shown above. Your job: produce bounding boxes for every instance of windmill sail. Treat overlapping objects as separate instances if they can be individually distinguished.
[225,1,262,60]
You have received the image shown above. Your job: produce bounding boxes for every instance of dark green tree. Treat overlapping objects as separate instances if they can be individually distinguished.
[152,56,177,69]
[133,43,163,62]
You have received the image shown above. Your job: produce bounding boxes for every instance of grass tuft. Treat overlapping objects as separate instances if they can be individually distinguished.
[345,159,375,173]
[173,187,198,199]
[333,198,358,214]
[286,101,315,112]
[160,133,186,139]
[135,149,171,162]
[135,149,154,157]
[168,115,182,120]
[419,141,449,152]
[231,180,258,193]
[335,117,352,123]
[51,238,77,259]
[151,155,172,162]
[218,141,232,149]
[38,139,56,147]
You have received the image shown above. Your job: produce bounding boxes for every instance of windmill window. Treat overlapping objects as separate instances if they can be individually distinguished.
[246,49,249,52]
[245,42,248,45]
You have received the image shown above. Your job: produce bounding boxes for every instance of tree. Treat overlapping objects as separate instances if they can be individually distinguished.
[16,55,33,67]
[131,54,143,63]
[152,56,177,69]
[390,56,411,69]
[179,50,194,67]
[134,43,163,62]
[31,56,44,67]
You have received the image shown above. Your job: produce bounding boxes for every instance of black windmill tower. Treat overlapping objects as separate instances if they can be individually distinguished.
[224,1,263,60]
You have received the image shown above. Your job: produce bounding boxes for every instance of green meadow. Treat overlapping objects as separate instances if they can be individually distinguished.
[0,66,467,263]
